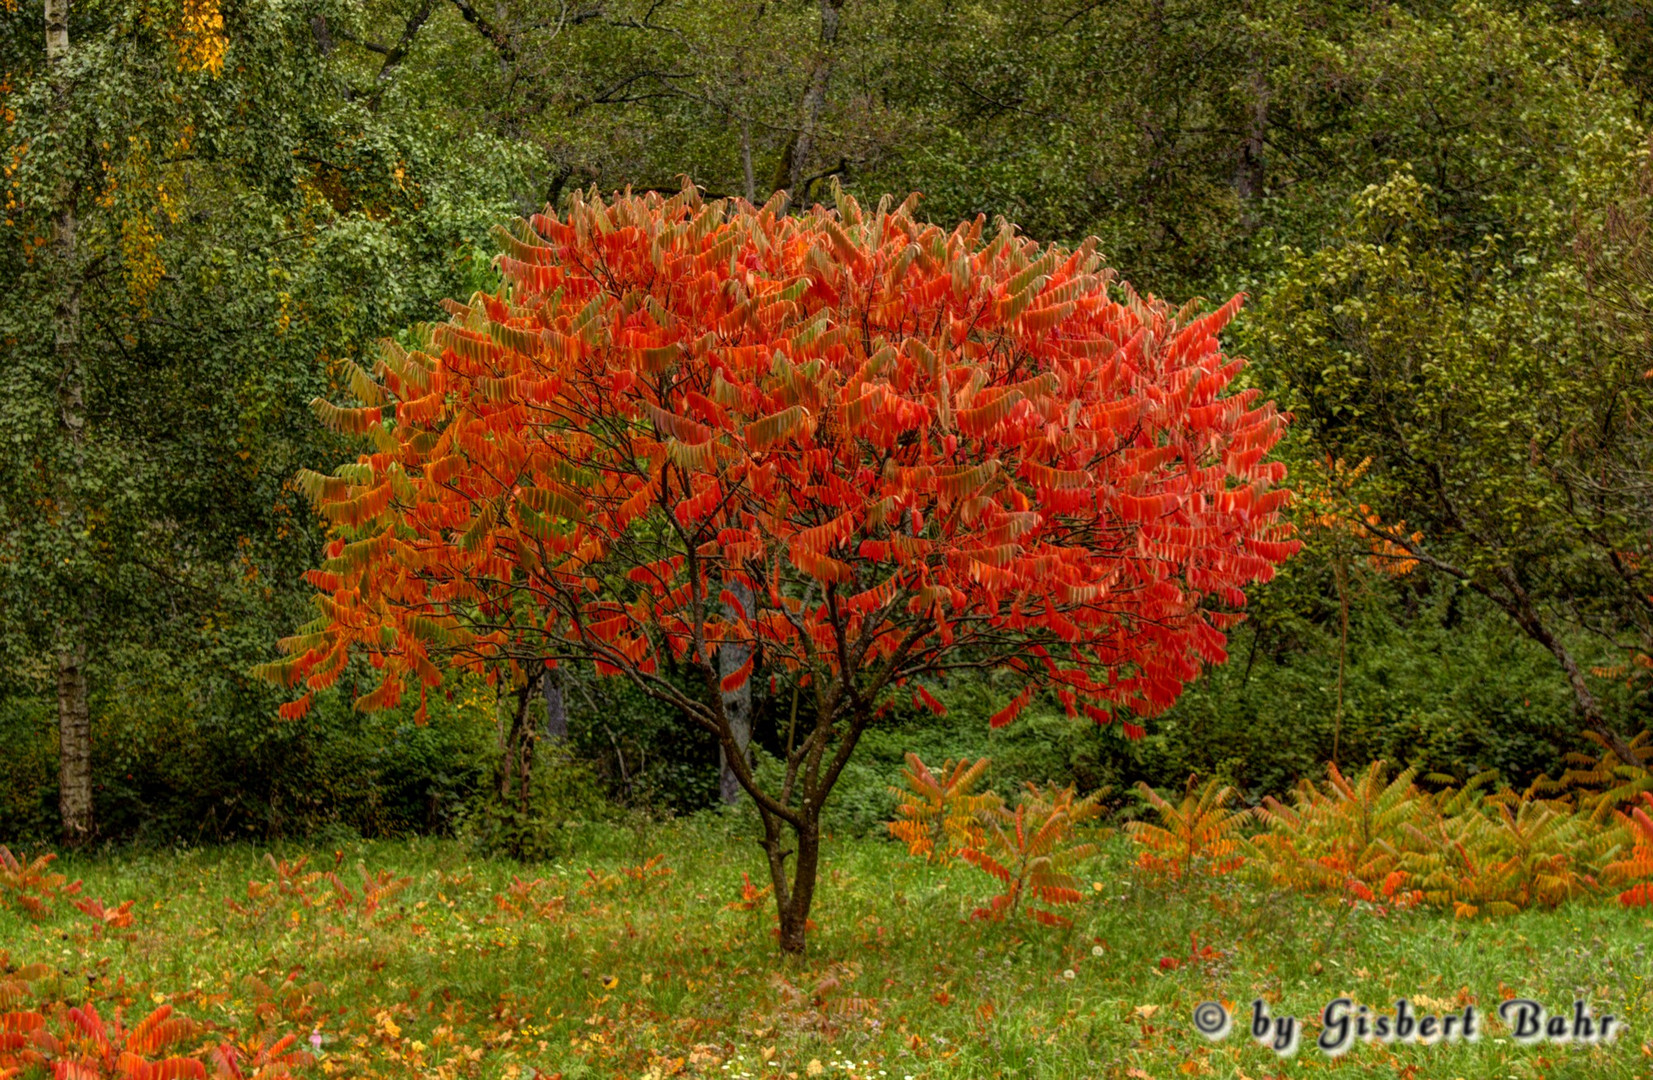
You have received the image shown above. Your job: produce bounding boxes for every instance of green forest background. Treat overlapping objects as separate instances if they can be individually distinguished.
[7,0,1653,846]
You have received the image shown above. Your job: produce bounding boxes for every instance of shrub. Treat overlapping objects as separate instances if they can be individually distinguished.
[1125,776,1248,880]
[886,754,999,861]
[961,783,1106,926]
[1605,791,1653,907]
[0,847,81,918]
[1250,761,1424,907]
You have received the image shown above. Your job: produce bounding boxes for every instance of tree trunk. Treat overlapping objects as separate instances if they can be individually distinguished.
[498,684,535,813]
[718,579,754,805]
[540,665,567,741]
[762,808,820,955]
[750,697,876,956]
[1332,549,1348,768]
[1490,566,1643,769]
[740,112,756,204]
[1525,607,1642,768]
[774,0,845,213]
[46,0,70,60]
[56,638,93,843]
[48,0,93,845]
[1233,65,1267,204]
[1401,472,1647,774]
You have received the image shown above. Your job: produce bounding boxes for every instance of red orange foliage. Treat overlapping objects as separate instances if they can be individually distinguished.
[724,872,772,912]
[262,181,1297,951]
[0,848,81,919]
[961,784,1104,927]
[0,1001,311,1080]
[71,898,134,931]
[265,180,1296,744]
[887,754,998,861]
[1125,777,1248,880]
[1609,791,1653,907]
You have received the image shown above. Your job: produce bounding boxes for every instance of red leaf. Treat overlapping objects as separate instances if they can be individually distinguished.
[720,654,753,694]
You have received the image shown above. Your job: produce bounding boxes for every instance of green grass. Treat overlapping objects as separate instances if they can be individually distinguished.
[3,817,1650,1080]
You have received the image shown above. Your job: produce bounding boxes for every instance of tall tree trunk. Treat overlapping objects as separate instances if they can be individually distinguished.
[774,0,845,213]
[740,112,756,204]
[48,0,93,845]
[1509,590,1642,768]
[56,640,92,842]
[1233,65,1267,205]
[718,580,754,804]
[540,664,567,741]
[1388,472,1647,773]
[1331,549,1348,768]
[46,0,70,60]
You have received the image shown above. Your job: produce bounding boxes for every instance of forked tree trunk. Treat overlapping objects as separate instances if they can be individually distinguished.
[745,698,874,956]
[48,0,93,845]
[763,808,821,955]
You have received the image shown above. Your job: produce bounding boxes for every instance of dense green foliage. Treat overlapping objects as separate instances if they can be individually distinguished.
[5,0,1653,843]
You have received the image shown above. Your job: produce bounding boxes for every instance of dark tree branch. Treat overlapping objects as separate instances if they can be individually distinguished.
[449,0,517,62]
[377,0,440,83]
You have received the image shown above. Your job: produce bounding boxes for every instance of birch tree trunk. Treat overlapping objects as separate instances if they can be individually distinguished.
[47,0,94,844]
[540,665,567,741]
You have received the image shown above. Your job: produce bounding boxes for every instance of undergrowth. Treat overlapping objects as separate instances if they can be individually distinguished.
[0,817,1648,1079]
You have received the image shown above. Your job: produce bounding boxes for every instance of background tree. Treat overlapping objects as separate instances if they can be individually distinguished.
[0,0,529,840]
[1252,165,1652,768]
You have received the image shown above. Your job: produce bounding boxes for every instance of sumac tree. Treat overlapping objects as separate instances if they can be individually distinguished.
[261,182,1297,953]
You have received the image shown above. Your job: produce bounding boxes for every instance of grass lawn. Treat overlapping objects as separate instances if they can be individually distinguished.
[2,816,1650,1080]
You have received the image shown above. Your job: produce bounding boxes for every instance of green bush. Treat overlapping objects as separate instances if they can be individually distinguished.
[456,743,619,861]
[0,648,496,845]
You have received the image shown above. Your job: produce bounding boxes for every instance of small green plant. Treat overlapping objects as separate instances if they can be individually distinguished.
[1403,786,1603,917]
[464,746,614,861]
